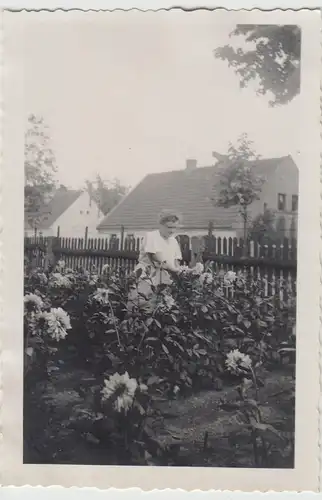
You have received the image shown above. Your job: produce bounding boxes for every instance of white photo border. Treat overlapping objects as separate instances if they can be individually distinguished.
[1,8,321,492]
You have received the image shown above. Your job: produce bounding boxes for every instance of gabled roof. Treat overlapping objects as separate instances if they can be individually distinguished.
[97,155,297,232]
[36,188,82,229]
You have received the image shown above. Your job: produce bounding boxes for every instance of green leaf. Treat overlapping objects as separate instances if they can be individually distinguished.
[147,375,163,385]
[172,341,185,352]
[197,349,207,355]
[146,317,153,327]
[243,320,251,329]
[134,401,146,415]
[162,344,169,355]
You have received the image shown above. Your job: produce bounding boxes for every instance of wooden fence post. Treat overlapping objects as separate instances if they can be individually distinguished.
[120,225,125,250]
[190,237,204,267]
[44,237,58,271]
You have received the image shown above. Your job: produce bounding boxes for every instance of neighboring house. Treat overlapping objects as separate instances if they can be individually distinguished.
[25,186,103,238]
[252,156,298,239]
[211,152,299,239]
[96,155,298,242]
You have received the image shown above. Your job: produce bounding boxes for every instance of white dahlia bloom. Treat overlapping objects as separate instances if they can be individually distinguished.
[101,372,138,414]
[193,262,204,275]
[102,264,110,274]
[24,293,44,313]
[49,272,72,288]
[199,272,214,285]
[225,349,252,375]
[93,288,110,304]
[43,307,72,341]
[224,271,237,286]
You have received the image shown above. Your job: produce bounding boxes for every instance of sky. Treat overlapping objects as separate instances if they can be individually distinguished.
[22,13,302,190]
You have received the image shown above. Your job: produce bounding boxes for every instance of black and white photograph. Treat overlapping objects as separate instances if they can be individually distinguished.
[2,8,321,492]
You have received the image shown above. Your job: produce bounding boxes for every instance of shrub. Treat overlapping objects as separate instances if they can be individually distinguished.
[24,263,296,390]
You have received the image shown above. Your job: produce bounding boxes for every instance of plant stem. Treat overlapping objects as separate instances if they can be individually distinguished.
[251,430,260,466]
[250,367,259,400]
[108,300,122,347]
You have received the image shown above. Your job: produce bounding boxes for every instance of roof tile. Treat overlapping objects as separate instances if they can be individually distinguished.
[97,156,296,232]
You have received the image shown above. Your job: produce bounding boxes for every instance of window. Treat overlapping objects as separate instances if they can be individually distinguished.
[86,210,90,215]
[80,210,83,214]
[263,202,268,213]
[277,193,286,211]
[292,194,298,212]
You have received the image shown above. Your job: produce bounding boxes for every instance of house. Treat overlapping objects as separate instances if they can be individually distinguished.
[96,155,298,242]
[244,155,298,239]
[211,152,299,239]
[24,186,104,238]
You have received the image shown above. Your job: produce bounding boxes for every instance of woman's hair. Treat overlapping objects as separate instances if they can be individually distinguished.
[158,209,182,226]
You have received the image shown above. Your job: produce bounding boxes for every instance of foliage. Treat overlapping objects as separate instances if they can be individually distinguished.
[24,290,71,377]
[85,174,129,216]
[220,353,295,467]
[25,114,58,229]
[214,135,266,247]
[25,262,296,386]
[24,261,296,465]
[249,208,279,243]
[214,25,301,106]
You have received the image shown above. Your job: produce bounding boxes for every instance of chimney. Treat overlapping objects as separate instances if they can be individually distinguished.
[186,158,197,171]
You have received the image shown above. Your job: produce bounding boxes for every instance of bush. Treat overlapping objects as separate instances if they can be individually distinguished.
[24,263,296,388]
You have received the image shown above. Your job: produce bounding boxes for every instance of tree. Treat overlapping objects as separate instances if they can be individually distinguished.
[85,174,129,216]
[214,25,301,106]
[214,134,265,256]
[249,208,278,243]
[25,114,58,230]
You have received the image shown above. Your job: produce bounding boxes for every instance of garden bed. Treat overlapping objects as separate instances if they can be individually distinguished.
[23,263,296,468]
[24,357,294,467]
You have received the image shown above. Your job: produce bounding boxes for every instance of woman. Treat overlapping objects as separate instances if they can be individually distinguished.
[128,209,183,309]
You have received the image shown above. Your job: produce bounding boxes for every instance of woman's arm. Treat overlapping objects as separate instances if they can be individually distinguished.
[147,252,179,273]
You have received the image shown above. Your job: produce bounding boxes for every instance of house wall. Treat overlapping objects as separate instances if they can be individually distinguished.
[258,159,298,237]
[25,227,54,238]
[30,192,103,238]
[234,158,299,238]
[52,191,103,238]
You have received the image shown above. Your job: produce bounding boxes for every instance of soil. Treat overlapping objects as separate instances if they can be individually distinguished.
[24,354,295,468]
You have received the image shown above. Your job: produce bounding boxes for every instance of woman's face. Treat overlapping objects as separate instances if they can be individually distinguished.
[159,220,179,239]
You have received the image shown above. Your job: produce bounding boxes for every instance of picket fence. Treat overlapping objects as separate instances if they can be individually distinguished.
[24,234,297,299]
